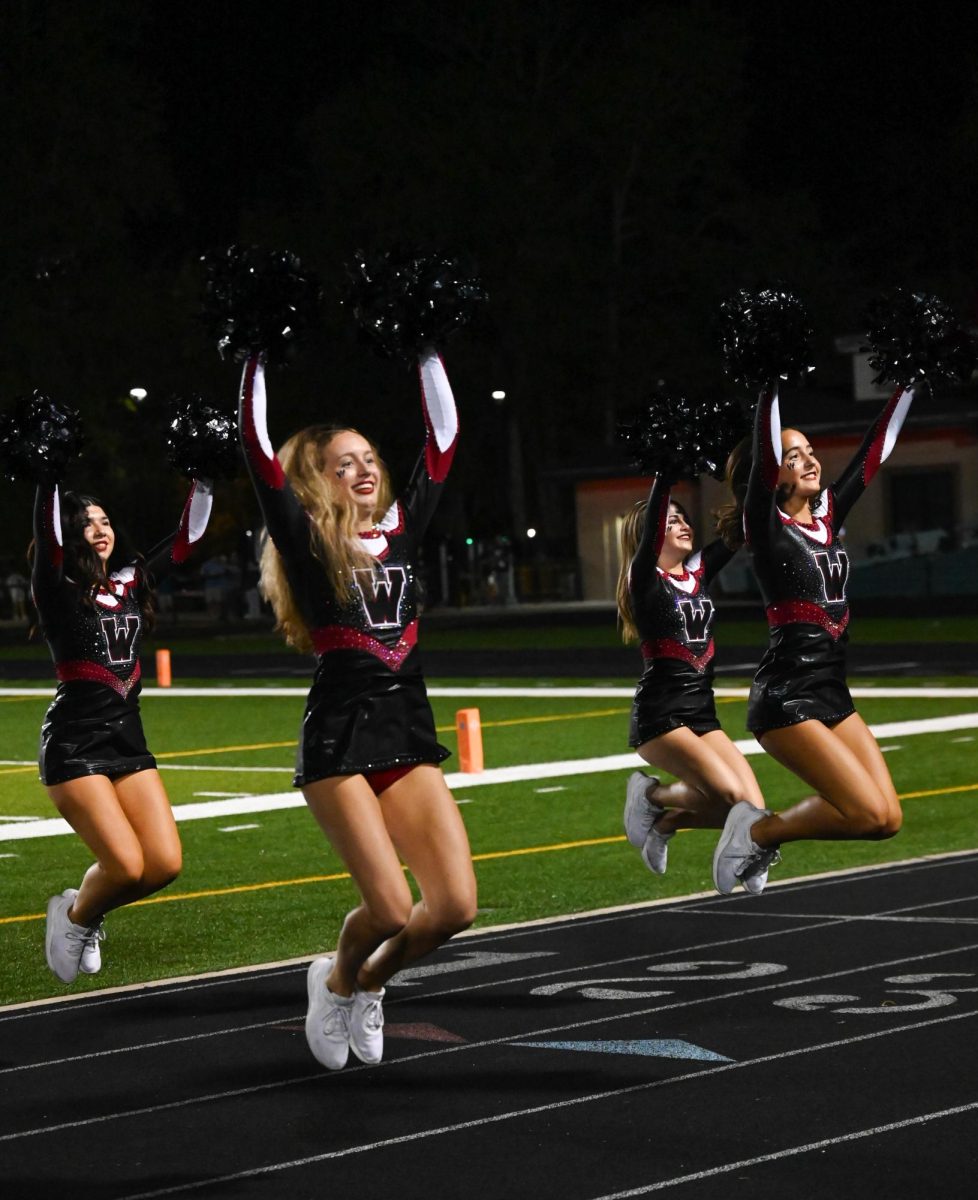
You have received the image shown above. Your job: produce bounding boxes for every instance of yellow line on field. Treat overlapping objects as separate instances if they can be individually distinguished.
[154,740,296,760]
[1,834,625,924]
[0,697,47,704]
[0,766,36,776]
[898,781,978,800]
[436,707,628,732]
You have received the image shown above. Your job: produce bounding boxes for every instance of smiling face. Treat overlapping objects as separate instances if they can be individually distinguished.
[82,505,115,562]
[778,428,822,505]
[657,501,694,571]
[322,430,382,525]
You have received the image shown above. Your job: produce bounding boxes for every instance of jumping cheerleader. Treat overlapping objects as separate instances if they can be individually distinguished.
[238,351,476,1070]
[34,473,212,982]
[619,475,772,891]
[711,383,912,891]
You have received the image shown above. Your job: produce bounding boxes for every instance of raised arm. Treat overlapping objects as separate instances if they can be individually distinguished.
[743,385,782,546]
[238,355,313,558]
[31,482,64,608]
[629,475,671,589]
[830,385,914,530]
[397,350,459,534]
[142,479,214,579]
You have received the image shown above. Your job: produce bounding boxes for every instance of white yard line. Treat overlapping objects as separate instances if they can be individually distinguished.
[2,711,977,843]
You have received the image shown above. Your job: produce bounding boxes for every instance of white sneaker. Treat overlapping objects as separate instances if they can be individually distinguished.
[623,771,663,849]
[740,846,781,895]
[79,920,105,974]
[640,826,674,875]
[350,985,385,1064]
[45,889,92,983]
[305,957,353,1069]
[712,802,771,895]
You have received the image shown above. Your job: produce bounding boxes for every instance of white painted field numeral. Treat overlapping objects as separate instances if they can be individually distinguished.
[774,972,978,1014]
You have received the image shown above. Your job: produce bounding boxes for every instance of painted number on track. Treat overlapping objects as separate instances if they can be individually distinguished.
[531,960,787,1000]
[774,972,978,1014]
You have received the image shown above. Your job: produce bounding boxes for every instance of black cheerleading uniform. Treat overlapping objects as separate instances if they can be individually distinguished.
[628,475,734,747]
[239,352,458,786]
[33,481,213,785]
[744,384,914,734]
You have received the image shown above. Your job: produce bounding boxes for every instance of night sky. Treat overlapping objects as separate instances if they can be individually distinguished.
[3,0,977,555]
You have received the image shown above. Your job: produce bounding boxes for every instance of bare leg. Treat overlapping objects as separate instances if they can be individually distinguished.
[749,713,901,848]
[357,765,477,991]
[636,726,764,835]
[47,769,181,926]
[302,774,415,997]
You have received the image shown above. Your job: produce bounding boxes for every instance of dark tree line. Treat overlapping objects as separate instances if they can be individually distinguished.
[2,0,977,568]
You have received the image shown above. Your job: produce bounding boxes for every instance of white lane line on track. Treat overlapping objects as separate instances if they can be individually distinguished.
[3,711,978,843]
[94,1008,978,1200]
[587,1100,978,1198]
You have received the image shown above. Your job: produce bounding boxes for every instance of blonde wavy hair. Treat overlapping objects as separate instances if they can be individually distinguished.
[259,424,394,653]
[615,500,648,644]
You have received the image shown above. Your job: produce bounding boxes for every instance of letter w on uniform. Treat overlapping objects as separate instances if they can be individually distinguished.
[353,565,407,629]
[678,597,714,643]
[100,615,140,664]
[813,550,849,602]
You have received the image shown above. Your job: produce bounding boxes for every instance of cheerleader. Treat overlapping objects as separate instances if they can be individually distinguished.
[711,384,912,892]
[35,478,212,982]
[239,351,476,1070]
[618,476,772,891]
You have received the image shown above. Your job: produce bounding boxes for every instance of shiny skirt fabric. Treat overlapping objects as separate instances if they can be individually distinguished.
[294,647,449,787]
[629,657,721,748]
[39,681,156,786]
[747,624,854,735]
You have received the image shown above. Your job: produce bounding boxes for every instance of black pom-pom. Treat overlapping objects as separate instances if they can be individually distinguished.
[719,287,815,392]
[618,392,745,482]
[200,245,322,365]
[863,289,977,386]
[0,391,84,484]
[342,247,488,361]
[166,396,239,481]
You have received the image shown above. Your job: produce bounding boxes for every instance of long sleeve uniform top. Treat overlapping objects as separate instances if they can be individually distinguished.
[628,475,733,672]
[238,352,457,670]
[31,481,213,698]
[743,385,913,641]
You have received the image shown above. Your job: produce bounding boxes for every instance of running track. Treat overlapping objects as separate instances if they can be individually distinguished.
[2,853,976,1199]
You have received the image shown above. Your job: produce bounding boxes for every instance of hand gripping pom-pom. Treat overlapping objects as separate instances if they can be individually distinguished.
[342,247,488,361]
[718,287,815,392]
[200,245,322,366]
[166,396,240,481]
[862,289,977,387]
[617,392,745,483]
[0,392,84,484]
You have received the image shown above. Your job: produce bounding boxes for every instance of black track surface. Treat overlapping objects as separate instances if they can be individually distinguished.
[3,854,977,1199]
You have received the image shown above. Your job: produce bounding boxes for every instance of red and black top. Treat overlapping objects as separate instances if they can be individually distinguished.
[744,385,914,640]
[629,475,734,673]
[32,481,213,701]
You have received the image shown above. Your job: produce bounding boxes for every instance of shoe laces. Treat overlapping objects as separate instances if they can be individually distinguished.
[739,846,780,879]
[322,1004,352,1037]
[83,923,105,949]
[359,993,384,1032]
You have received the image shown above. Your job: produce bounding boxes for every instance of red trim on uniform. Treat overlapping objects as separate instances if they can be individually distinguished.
[420,355,457,484]
[364,764,416,795]
[310,618,419,670]
[241,356,286,490]
[640,637,715,672]
[56,660,141,698]
[767,600,849,640]
[861,387,904,489]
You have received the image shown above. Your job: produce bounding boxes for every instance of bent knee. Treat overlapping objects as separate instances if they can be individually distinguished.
[429,892,478,939]
[852,803,902,840]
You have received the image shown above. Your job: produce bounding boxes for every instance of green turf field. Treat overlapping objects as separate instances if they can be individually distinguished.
[1,677,976,1006]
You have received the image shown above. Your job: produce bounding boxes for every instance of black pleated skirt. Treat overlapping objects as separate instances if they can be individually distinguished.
[629,657,722,748]
[747,624,854,735]
[294,647,449,787]
[39,681,156,786]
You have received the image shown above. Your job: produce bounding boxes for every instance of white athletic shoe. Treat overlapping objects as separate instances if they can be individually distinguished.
[350,985,385,1065]
[740,845,782,895]
[305,957,353,1070]
[79,920,105,974]
[640,826,675,875]
[712,802,772,895]
[45,889,94,984]
[623,771,663,849]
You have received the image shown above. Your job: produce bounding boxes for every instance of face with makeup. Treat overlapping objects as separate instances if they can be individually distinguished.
[82,505,115,562]
[778,428,821,509]
[322,430,382,526]
[658,502,694,570]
